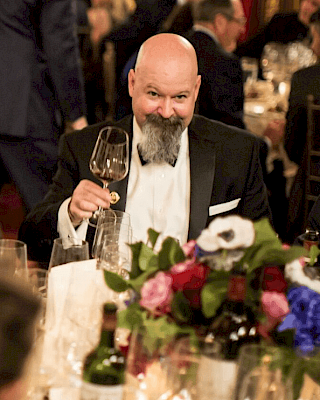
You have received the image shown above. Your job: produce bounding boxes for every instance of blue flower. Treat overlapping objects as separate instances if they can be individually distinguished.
[278,286,320,356]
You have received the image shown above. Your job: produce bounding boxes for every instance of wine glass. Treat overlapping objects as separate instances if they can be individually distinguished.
[89,126,129,224]
[48,237,89,270]
[0,239,28,280]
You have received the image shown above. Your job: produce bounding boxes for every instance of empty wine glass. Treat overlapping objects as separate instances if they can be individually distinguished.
[88,126,129,225]
[92,209,131,258]
[48,237,89,270]
[0,239,27,280]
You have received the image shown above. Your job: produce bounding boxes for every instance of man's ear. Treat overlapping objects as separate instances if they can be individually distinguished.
[128,69,135,98]
[195,75,201,102]
[214,13,228,36]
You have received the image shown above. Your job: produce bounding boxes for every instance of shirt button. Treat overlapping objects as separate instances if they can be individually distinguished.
[161,174,165,178]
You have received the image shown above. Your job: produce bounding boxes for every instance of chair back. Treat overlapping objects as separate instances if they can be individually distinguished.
[303,95,320,229]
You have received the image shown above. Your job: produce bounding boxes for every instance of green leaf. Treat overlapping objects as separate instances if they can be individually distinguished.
[129,242,144,279]
[117,303,143,330]
[309,245,320,266]
[138,243,158,271]
[127,266,159,293]
[201,278,228,318]
[104,270,129,292]
[158,237,186,270]
[171,291,194,323]
[141,314,196,355]
[147,228,160,249]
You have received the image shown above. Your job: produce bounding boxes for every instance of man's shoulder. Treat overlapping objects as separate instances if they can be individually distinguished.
[190,115,259,145]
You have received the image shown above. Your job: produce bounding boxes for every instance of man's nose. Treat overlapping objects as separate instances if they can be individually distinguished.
[158,98,174,118]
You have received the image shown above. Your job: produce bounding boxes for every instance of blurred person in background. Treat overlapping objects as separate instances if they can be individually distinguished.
[284,9,320,243]
[235,0,320,63]
[0,276,40,400]
[0,0,88,213]
[184,0,247,129]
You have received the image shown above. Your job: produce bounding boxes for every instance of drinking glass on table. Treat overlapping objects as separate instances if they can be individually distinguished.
[88,126,129,226]
[0,239,27,280]
[48,237,89,270]
[92,209,131,258]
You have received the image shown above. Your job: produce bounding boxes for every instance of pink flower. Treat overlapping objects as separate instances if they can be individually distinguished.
[258,291,290,338]
[140,272,173,315]
[182,240,196,258]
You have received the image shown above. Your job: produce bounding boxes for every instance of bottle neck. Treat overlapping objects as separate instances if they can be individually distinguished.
[99,329,115,347]
[227,274,246,302]
[99,312,117,347]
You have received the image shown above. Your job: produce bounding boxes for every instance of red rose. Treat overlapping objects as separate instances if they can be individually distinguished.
[261,266,288,293]
[169,259,211,292]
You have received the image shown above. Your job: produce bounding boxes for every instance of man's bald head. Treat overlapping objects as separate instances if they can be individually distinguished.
[128,33,201,131]
[135,33,199,77]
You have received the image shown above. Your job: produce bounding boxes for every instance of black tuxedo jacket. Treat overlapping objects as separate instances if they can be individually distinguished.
[19,114,271,263]
[184,29,245,129]
[285,64,320,166]
[236,13,309,61]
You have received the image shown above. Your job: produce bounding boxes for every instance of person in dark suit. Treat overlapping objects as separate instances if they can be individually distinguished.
[0,276,40,400]
[235,0,320,62]
[0,0,88,213]
[184,0,247,129]
[284,9,320,243]
[18,33,271,265]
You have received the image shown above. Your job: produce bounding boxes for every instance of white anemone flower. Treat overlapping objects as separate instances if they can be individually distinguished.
[197,215,255,252]
[285,258,320,294]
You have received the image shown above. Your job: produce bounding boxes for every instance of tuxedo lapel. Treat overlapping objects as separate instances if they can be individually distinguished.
[188,127,216,240]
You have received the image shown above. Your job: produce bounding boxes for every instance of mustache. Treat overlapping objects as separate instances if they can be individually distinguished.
[143,114,185,132]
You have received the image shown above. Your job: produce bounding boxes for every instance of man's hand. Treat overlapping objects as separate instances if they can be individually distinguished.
[263,119,285,146]
[68,180,112,225]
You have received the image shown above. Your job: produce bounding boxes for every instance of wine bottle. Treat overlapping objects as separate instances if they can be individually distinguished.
[205,265,259,360]
[303,228,319,251]
[80,303,125,400]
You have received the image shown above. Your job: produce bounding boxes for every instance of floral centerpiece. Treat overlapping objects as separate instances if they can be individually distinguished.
[103,215,320,398]
[103,216,307,351]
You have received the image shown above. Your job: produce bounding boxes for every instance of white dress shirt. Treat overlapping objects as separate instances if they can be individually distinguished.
[58,117,190,247]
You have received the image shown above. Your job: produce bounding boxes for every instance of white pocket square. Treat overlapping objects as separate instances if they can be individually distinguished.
[209,198,241,216]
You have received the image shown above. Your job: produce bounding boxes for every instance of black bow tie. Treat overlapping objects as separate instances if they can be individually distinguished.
[137,144,177,167]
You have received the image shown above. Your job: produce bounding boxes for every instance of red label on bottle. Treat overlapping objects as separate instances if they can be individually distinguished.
[227,276,246,301]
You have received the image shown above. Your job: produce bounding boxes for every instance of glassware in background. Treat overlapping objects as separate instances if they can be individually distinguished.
[48,237,89,270]
[88,126,129,225]
[241,57,258,87]
[234,344,295,400]
[0,239,27,280]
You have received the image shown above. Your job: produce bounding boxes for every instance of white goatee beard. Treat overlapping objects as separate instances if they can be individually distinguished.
[139,114,185,165]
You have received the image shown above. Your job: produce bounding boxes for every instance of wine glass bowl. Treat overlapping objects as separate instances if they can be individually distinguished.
[89,126,129,189]
[88,126,129,225]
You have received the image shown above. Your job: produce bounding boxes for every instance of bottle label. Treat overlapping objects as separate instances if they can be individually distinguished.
[227,276,246,301]
[80,382,123,400]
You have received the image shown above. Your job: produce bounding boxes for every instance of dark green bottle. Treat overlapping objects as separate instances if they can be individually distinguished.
[80,303,125,400]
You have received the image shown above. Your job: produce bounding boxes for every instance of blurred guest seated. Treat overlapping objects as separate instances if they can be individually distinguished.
[283,10,320,243]
[235,0,320,63]
[0,276,40,400]
[99,0,176,99]
[184,0,247,129]
[163,0,195,35]
[18,34,271,265]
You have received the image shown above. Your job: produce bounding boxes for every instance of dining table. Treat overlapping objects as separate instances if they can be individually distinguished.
[243,79,298,197]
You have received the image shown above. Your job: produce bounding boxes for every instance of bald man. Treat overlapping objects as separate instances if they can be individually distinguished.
[19,33,271,265]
